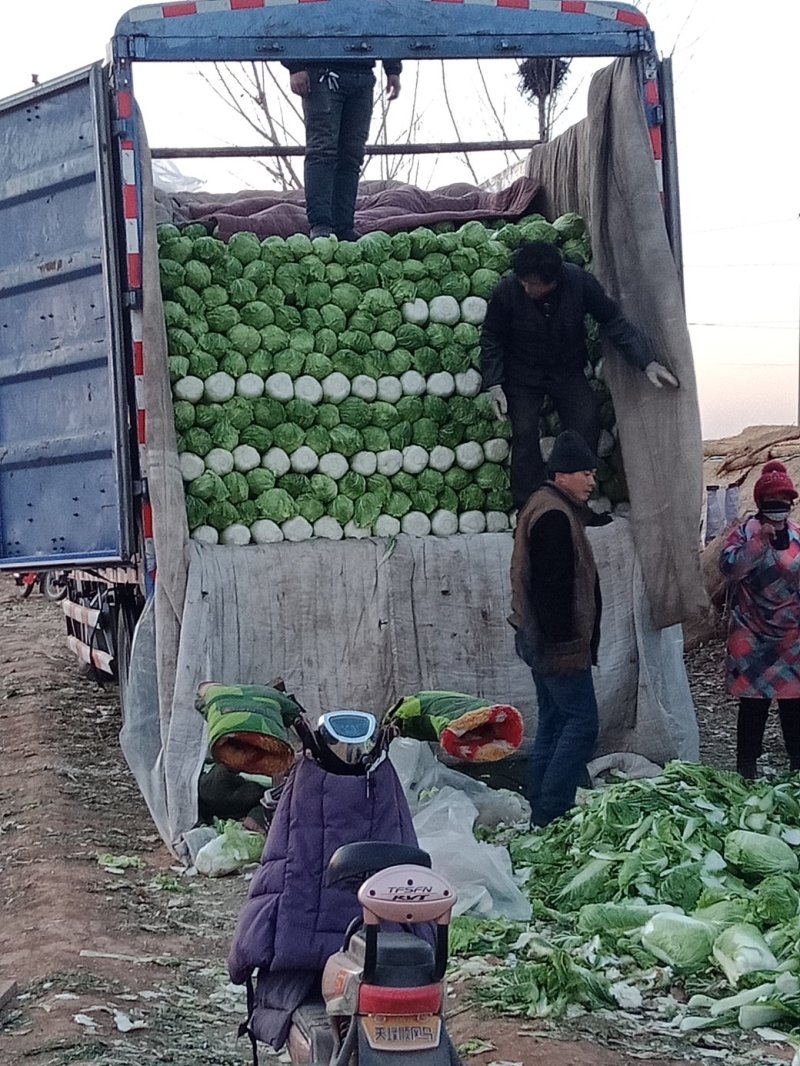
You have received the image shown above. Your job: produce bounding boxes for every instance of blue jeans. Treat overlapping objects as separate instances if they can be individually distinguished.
[302,70,375,235]
[528,668,598,826]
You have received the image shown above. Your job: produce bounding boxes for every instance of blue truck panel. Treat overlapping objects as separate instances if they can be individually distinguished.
[114,0,652,62]
[0,66,133,568]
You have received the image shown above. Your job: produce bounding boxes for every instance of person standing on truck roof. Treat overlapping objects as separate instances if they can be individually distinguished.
[286,60,402,241]
[509,429,603,827]
[480,241,679,510]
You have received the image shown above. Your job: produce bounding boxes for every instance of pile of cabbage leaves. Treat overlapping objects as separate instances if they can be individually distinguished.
[451,763,800,1050]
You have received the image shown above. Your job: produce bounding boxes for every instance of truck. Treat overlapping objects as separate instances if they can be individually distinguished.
[0,0,704,852]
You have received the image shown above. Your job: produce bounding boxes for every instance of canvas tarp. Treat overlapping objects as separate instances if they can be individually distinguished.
[157,175,541,240]
[123,524,698,853]
[524,59,706,628]
[121,61,703,854]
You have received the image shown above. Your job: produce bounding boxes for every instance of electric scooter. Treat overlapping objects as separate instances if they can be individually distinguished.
[212,690,522,1066]
[282,709,461,1065]
[289,837,460,1065]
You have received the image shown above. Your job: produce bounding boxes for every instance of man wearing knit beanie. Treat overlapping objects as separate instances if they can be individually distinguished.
[509,430,603,826]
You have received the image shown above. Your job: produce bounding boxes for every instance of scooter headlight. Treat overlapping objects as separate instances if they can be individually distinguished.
[317,711,379,766]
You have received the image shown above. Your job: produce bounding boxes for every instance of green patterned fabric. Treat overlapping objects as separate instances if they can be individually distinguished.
[196,684,298,775]
[385,690,524,763]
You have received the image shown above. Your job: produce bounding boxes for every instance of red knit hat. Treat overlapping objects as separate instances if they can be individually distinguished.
[753,460,798,506]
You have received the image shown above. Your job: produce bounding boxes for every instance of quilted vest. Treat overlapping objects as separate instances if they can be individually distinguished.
[509,484,598,674]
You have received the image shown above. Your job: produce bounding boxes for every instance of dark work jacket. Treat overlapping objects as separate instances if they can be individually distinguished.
[283,59,402,76]
[480,264,652,389]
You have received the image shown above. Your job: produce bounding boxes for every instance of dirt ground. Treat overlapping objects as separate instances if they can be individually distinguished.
[0,577,791,1066]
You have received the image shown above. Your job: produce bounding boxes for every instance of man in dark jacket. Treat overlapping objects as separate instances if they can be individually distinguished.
[481,241,678,509]
[287,60,401,240]
[509,430,604,826]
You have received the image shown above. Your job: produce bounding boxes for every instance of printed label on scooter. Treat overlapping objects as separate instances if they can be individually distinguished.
[362,1014,441,1051]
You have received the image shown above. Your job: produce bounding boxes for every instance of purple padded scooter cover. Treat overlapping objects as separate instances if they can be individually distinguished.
[227,754,420,1048]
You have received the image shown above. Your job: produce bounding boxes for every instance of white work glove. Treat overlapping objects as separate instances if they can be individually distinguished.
[644,361,679,389]
[487,384,508,421]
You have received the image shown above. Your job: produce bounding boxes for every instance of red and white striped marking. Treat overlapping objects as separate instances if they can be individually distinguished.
[66,635,115,675]
[130,309,156,575]
[131,309,146,449]
[128,0,329,18]
[643,73,663,194]
[142,500,156,577]
[126,0,647,26]
[431,0,647,23]
[62,599,102,629]
[119,140,142,290]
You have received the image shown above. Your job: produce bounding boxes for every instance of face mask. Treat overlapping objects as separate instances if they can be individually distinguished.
[760,502,792,522]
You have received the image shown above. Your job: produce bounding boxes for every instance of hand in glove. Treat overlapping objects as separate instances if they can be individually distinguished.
[644,361,679,389]
[488,384,509,420]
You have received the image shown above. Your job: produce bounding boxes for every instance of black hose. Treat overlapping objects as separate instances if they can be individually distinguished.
[331,1017,359,1066]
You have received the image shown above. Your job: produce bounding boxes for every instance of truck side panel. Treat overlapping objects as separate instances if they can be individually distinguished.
[0,66,134,568]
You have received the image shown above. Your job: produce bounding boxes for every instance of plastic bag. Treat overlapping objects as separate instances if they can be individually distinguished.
[152,159,205,194]
[194,820,264,877]
[587,752,663,786]
[389,738,529,828]
[412,785,531,921]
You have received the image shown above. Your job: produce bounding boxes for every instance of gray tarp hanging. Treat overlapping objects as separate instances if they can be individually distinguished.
[524,59,706,627]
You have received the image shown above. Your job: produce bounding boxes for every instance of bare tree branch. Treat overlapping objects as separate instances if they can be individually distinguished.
[199,62,304,189]
[438,61,480,184]
[475,60,521,171]
[263,62,305,129]
[200,56,525,192]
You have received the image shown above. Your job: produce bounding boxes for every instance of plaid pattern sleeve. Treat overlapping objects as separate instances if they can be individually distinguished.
[723,520,800,699]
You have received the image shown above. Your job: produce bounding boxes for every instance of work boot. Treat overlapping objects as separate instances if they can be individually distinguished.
[336,228,362,242]
[736,700,770,779]
[309,226,332,239]
[778,703,800,772]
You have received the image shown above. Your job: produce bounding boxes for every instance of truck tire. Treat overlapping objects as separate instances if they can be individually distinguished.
[43,571,68,602]
[115,604,136,718]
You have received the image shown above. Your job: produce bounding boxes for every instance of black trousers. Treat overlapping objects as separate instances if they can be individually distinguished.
[302,70,374,235]
[738,697,800,778]
[506,374,600,509]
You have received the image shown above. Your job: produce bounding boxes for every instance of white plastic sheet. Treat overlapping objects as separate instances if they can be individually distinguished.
[412,787,531,921]
[390,738,530,829]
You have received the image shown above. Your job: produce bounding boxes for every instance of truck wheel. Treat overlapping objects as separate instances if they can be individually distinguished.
[43,571,67,601]
[115,605,135,717]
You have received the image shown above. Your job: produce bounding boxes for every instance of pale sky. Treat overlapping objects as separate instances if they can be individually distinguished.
[2,0,798,440]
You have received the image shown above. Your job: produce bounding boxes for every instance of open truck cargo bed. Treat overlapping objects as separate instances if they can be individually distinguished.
[125,60,702,853]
